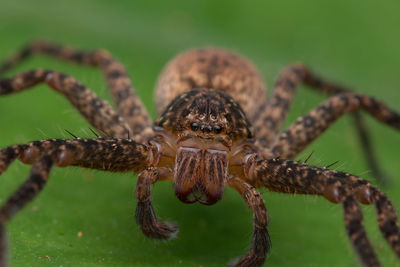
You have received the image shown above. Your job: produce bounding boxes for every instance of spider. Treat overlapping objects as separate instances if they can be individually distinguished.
[0,41,399,267]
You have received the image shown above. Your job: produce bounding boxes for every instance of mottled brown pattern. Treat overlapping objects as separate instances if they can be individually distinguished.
[270,93,400,159]
[374,189,400,257]
[0,138,153,266]
[0,40,153,142]
[1,42,400,267]
[343,196,379,267]
[1,138,151,173]
[253,62,352,147]
[0,69,132,138]
[247,157,400,266]
[156,88,253,145]
[254,64,389,183]
[155,48,267,124]
[253,63,305,146]
[0,145,27,175]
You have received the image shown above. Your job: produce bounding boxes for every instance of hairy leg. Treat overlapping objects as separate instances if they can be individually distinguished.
[135,167,178,239]
[352,111,388,183]
[255,63,355,145]
[0,155,53,266]
[0,138,152,174]
[270,92,400,159]
[0,69,132,138]
[254,64,387,183]
[227,177,270,267]
[0,40,153,141]
[246,157,400,267]
[0,138,152,266]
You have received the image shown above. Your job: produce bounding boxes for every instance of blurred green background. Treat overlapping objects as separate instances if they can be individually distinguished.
[0,0,400,266]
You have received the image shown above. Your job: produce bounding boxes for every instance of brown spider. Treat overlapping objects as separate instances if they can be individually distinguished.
[0,41,399,267]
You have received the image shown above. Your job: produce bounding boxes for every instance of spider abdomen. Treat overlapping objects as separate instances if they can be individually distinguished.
[155,48,267,125]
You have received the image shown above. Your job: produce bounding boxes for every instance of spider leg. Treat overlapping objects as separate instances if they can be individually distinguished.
[270,93,400,159]
[135,167,178,239]
[0,154,53,266]
[352,111,387,183]
[1,138,152,173]
[0,138,152,266]
[0,69,132,138]
[0,40,153,141]
[0,145,27,175]
[254,64,388,183]
[247,157,400,267]
[227,177,270,267]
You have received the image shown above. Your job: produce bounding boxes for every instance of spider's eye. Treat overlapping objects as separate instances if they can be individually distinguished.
[210,114,217,120]
[191,123,199,131]
[214,125,222,134]
[199,125,213,133]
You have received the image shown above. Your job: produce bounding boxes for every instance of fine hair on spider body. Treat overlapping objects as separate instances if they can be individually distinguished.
[0,41,400,267]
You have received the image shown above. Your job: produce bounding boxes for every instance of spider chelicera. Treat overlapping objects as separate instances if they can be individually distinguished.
[0,41,399,267]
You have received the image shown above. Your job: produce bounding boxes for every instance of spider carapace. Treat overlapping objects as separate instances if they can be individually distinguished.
[1,42,400,267]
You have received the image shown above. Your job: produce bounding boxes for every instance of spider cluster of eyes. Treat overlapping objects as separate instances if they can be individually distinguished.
[190,114,222,134]
[190,122,222,133]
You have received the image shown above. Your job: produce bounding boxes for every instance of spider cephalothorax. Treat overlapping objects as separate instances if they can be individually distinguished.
[156,88,253,142]
[0,41,400,267]
[154,88,254,205]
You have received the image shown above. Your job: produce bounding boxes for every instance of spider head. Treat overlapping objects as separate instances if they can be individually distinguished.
[156,88,253,144]
[155,88,253,205]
